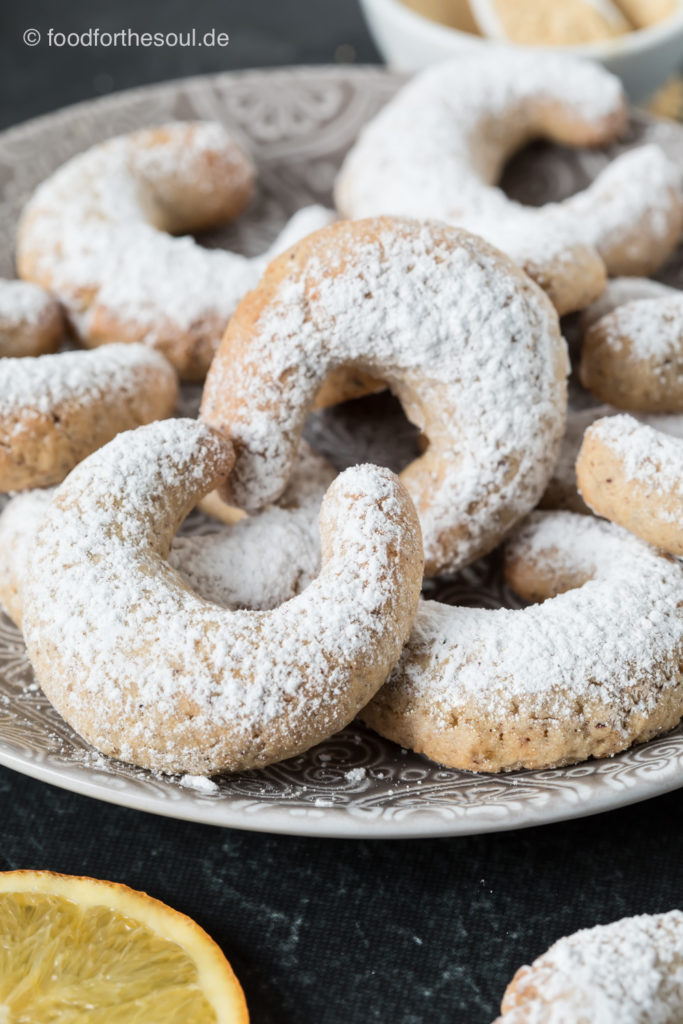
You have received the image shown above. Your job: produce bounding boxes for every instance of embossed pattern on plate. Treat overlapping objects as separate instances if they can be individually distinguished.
[1,66,683,837]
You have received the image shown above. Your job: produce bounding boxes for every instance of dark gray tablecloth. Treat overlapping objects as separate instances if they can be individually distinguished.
[1,3,682,1021]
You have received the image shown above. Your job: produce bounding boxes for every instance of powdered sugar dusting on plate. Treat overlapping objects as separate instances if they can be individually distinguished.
[178,774,219,795]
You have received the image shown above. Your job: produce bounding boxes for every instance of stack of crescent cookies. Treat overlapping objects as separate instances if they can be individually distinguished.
[2,47,683,791]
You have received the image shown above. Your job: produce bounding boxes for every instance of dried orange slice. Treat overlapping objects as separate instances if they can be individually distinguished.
[0,870,248,1023]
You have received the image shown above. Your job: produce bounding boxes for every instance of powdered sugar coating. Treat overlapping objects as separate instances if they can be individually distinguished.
[455,214,606,315]
[0,279,55,328]
[0,279,63,358]
[542,405,683,514]
[335,52,682,298]
[201,217,568,576]
[0,343,179,491]
[586,414,683,500]
[0,442,334,625]
[496,910,683,1023]
[336,50,625,221]
[581,295,683,411]
[559,145,682,276]
[0,343,174,421]
[169,442,334,609]
[588,295,683,361]
[454,146,681,289]
[21,418,423,775]
[16,121,335,378]
[580,276,678,332]
[0,489,53,625]
[363,511,683,772]
[577,414,683,554]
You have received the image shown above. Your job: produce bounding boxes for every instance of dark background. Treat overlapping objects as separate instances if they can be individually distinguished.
[0,0,379,130]
[1,3,682,1022]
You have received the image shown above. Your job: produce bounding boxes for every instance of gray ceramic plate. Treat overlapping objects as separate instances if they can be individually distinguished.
[1,66,682,838]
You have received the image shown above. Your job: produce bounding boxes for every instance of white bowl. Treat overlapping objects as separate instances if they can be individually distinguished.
[360,0,683,100]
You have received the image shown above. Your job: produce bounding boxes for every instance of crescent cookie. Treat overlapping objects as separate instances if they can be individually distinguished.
[335,51,682,314]
[577,413,683,556]
[21,419,423,775]
[16,122,335,380]
[541,404,683,514]
[0,344,178,491]
[494,910,683,1023]
[0,442,334,628]
[0,279,63,358]
[361,511,683,772]
[201,217,568,576]
[580,294,683,412]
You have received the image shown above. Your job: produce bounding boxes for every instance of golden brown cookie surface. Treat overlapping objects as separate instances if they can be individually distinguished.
[335,51,682,314]
[17,122,334,379]
[363,511,683,772]
[577,413,683,555]
[581,295,683,412]
[0,279,63,358]
[201,217,568,576]
[0,442,335,627]
[0,343,178,492]
[494,911,683,1023]
[22,419,423,775]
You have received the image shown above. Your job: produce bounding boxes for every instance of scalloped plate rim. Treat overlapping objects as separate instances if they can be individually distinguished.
[2,737,683,838]
[1,64,683,839]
